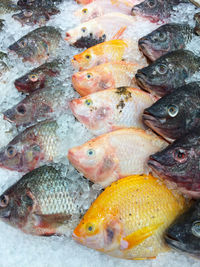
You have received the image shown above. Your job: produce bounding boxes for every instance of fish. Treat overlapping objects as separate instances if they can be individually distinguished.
[0,120,60,172]
[135,50,200,97]
[70,87,155,135]
[165,200,200,258]
[17,0,63,8]
[0,165,96,236]
[143,82,200,140]
[194,12,200,35]
[0,52,9,77]
[68,128,167,187]
[12,7,60,26]
[8,26,61,63]
[3,87,70,127]
[72,39,147,71]
[75,0,95,4]
[132,0,191,23]
[72,61,142,96]
[14,59,64,93]
[0,0,20,15]
[74,0,137,22]
[190,0,200,7]
[65,13,136,48]
[148,128,200,198]
[73,174,187,260]
[138,23,194,61]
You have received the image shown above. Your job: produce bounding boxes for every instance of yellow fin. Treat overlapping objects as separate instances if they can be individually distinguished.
[120,222,163,251]
[112,27,127,39]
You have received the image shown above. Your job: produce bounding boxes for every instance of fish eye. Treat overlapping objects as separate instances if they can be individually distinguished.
[24,10,33,17]
[82,8,88,14]
[147,0,156,8]
[156,64,168,75]
[28,74,38,82]
[6,146,17,158]
[86,223,95,234]
[81,27,87,33]
[168,104,179,117]
[85,54,91,60]
[19,40,27,48]
[0,195,9,208]
[158,32,167,41]
[86,73,93,79]
[173,148,187,163]
[87,149,95,157]
[85,99,93,106]
[192,221,200,238]
[16,104,26,115]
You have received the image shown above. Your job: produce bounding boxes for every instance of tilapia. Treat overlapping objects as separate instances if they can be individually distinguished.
[132,0,191,22]
[0,0,20,15]
[14,59,64,93]
[143,82,200,140]
[0,120,60,172]
[0,52,9,77]
[135,50,200,96]
[17,0,63,8]
[70,87,155,135]
[148,128,200,198]
[8,26,62,63]
[0,165,97,236]
[73,174,187,260]
[165,200,200,258]
[72,61,142,96]
[72,39,147,71]
[138,23,194,61]
[65,13,136,48]
[3,87,71,127]
[68,128,167,187]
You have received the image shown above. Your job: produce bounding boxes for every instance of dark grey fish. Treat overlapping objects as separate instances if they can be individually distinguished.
[17,0,63,8]
[148,128,200,198]
[0,0,21,15]
[135,50,200,96]
[165,200,200,258]
[138,23,194,61]
[143,82,200,140]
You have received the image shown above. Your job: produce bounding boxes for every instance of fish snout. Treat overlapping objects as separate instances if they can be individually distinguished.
[65,32,72,42]
[3,109,15,124]
[131,6,141,16]
[138,37,150,51]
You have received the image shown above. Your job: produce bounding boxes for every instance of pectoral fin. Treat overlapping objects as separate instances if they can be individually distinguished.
[112,27,127,39]
[120,222,163,250]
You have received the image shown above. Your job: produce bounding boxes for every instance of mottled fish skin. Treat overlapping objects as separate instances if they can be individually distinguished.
[148,128,200,198]
[132,0,191,22]
[0,165,95,236]
[0,52,9,77]
[139,23,194,61]
[143,82,200,140]
[17,0,63,8]
[14,59,64,93]
[135,50,200,97]
[0,120,59,173]
[0,0,20,15]
[8,26,62,63]
[165,200,200,258]
[194,12,200,35]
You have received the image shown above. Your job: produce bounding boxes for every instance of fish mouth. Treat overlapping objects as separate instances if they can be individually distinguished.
[0,209,11,219]
[135,72,150,92]
[14,80,29,93]
[148,156,164,174]
[3,113,14,124]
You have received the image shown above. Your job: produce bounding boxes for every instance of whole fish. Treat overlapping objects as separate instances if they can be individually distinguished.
[165,200,200,258]
[3,87,70,127]
[73,174,187,260]
[8,26,62,63]
[13,7,60,26]
[72,39,147,71]
[0,165,96,236]
[194,12,200,35]
[143,82,200,140]
[68,128,167,187]
[65,13,136,48]
[14,59,64,93]
[0,52,9,77]
[74,0,140,22]
[132,0,191,23]
[135,50,200,96]
[0,0,20,15]
[17,0,63,8]
[138,23,194,61]
[70,87,155,135]
[0,120,60,172]
[148,128,200,198]
[72,61,142,96]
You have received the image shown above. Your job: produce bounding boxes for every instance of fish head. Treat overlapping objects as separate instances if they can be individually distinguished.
[12,9,50,26]
[132,0,166,22]
[0,184,34,229]
[148,130,200,193]
[72,69,112,96]
[75,4,103,22]
[70,94,112,132]
[165,201,200,257]
[65,21,106,48]
[72,48,100,71]
[17,0,36,8]
[12,10,35,26]
[73,212,122,251]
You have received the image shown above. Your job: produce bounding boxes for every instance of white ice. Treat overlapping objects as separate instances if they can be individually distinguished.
[0,0,199,266]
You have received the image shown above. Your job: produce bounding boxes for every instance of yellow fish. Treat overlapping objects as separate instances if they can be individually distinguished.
[72,39,147,71]
[73,174,188,260]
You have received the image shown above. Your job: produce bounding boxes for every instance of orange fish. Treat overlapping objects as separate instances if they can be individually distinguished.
[72,61,143,96]
[72,39,147,71]
[76,0,94,4]
[73,174,188,260]
[68,128,167,187]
